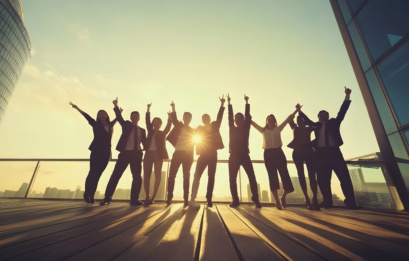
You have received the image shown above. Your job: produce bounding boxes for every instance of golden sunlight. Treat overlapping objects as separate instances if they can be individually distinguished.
[192,134,202,144]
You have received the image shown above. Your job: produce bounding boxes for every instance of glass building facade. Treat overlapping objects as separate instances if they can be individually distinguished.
[0,0,30,123]
[330,0,409,210]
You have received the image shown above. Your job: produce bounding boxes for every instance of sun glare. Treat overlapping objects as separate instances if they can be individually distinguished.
[192,135,201,144]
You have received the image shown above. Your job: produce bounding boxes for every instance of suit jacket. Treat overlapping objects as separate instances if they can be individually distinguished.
[195,106,225,155]
[166,112,195,152]
[145,112,172,159]
[299,100,351,148]
[228,104,251,154]
[113,107,147,152]
[287,120,314,149]
[81,111,117,153]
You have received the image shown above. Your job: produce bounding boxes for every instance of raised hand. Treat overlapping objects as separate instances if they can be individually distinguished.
[170,100,175,108]
[113,97,118,107]
[69,102,78,109]
[119,107,124,113]
[295,103,303,112]
[344,86,352,95]
[219,95,225,104]
[244,94,249,104]
[147,102,152,112]
[226,93,231,105]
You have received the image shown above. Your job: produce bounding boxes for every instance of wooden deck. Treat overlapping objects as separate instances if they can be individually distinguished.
[1,199,409,261]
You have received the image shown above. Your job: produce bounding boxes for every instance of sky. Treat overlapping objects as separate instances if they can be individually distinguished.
[0,0,381,196]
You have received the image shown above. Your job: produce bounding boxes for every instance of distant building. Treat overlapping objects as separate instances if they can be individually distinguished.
[15,182,28,197]
[261,190,270,203]
[0,0,31,123]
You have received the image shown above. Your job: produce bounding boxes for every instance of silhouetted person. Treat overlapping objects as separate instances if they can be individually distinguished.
[70,102,118,204]
[228,95,261,208]
[251,111,295,210]
[166,101,194,207]
[288,115,319,210]
[100,97,147,206]
[297,87,360,209]
[189,96,225,208]
[143,103,171,205]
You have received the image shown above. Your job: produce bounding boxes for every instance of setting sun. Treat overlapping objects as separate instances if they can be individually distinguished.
[192,134,201,144]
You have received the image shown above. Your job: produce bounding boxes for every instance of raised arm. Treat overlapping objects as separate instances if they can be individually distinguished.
[69,102,94,124]
[170,100,180,126]
[296,103,318,127]
[215,95,225,128]
[251,120,264,133]
[277,111,296,131]
[244,95,251,126]
[336,87,352,122]
[145,103,153,131]
[113,97,125,125]
[162,111,172,135]
[227,94,235,128]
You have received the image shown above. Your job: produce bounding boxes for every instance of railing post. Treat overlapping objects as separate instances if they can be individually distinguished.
[24,160,41,199]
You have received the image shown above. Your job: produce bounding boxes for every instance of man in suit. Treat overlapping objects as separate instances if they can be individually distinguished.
[228,95,261,208]
[166,101,195,207]
[189,96,225,208]
[297,87,360,209]
[100,97,147,206]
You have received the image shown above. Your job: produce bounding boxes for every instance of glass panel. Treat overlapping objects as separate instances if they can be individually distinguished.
[337,0,352,24]
[0,161,38,198]
[388,132,409,160]
[365,68,397,134]
[404,130,409,148]
[397,162,409,193]
[377,39,409,127]
[356,0,409,61]
[347,0,366,13]
[347,21,371,72]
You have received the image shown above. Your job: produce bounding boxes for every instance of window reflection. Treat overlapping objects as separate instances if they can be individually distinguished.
[356,0,409,61]
[377,39,409,127]
[347,0,366,14]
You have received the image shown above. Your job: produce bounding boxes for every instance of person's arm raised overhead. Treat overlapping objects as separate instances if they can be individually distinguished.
[113,97,125,125]
[70,101,94,124]
[336,87,352,122]
[227,94,234,128]
[277,109,296,131]
[215,95,225,128]
[146,102,153,131]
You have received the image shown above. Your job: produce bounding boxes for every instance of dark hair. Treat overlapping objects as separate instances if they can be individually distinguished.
[318,110,328,117]
[131,111,140,116]
[264,114,277,129]
[184,112,192,118]
[152,117,162,125]
[96,110,114,135]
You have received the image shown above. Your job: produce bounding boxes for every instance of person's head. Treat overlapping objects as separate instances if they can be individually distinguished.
[183,112,192,125]
[297,115,306,127]
[202,114,211,126]
[152,117,162,130]
[96,110,109,125]
[264,114,277,128]
[234,113,245,127]
[318,110,329,123]
[130,111,140,124]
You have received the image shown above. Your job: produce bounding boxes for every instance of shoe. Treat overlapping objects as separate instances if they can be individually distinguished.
[307,203,314,210]
[319,200,333,208]
[189,199,200,208]
[184,199,189,207]
[166,199,172,206]
[251,196,262,208]
[344,199,363,209]
[99,199,110,206]
[229,201,240,208]
[149,198,155,205]
[130,200,143,207]
[144,197,151,206]
[207,200,213,208]
[281,197,287,208]
[312,197,320,211]
[275,201,283,210]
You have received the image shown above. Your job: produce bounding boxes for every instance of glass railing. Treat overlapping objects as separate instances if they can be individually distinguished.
[0,154,396,209]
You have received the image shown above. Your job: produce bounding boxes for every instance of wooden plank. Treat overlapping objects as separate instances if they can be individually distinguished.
[113,205,199,260]
[236,205,326,261]
[65,204,184,260]
[199,205,239,261]
[2,205,167,260]
[258,207,406,260]
[216,205,286,261]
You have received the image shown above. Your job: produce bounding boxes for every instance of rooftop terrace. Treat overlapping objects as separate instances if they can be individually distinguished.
[1,199,409,260]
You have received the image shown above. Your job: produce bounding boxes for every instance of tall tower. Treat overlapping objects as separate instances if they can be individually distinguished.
[330,0,409,210]
[0,0,31,123]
